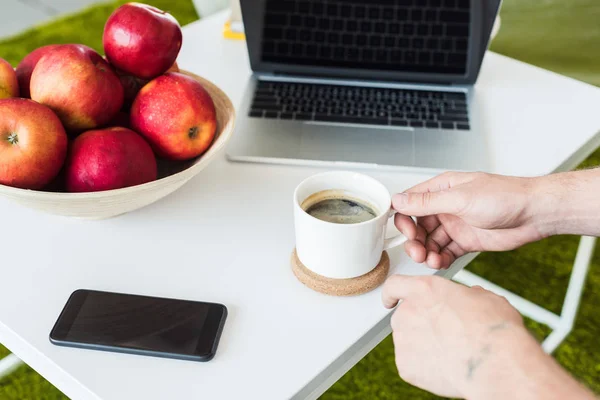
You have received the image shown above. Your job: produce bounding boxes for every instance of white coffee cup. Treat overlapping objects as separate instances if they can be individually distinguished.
[293,171,407,279]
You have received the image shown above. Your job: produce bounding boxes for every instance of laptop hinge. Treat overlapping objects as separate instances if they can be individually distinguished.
[257,71,456,88]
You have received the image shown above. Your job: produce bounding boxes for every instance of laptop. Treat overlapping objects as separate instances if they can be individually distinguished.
[227,0,502,172]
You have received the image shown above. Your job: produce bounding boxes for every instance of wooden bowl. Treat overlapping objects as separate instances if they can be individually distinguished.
[0,71,236,219]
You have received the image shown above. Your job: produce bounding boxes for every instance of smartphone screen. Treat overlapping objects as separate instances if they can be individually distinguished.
[50,290,227,362]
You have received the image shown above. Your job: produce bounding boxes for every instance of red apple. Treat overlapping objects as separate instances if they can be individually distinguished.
[103,3,182,79]
[0,58,19,99]
[0,99,68,189]
[15,44,60,98]
[65,127,157,192]
[131,72,217,160]
[30,44,124,132]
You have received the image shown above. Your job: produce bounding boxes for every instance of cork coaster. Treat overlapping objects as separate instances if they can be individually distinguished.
[291,249,390,296]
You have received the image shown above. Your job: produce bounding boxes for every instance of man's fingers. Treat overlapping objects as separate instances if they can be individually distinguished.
[425,252,444,269]
[394,214,417,240]
[440,251,453,269]
[415,224,427,244]
[403,171,475,194]
[392,171,476,217]
[382,275,422,308]
[428,225,453,249]
[422,239,463,269]
[383,275,445,308]
[417,215,440,234]
[405,240,427,263]
[392,190,465,217]
[425,239,440,253]
[441,241,465,264]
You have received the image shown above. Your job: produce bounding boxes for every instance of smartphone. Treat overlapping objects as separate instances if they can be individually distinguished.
[50,289,227,362]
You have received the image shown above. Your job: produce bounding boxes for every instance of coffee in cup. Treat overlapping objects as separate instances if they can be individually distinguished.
[301,190,378,224]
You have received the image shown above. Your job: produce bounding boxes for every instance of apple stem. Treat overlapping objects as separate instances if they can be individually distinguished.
[7,133,18,145]
[188,127,199,139]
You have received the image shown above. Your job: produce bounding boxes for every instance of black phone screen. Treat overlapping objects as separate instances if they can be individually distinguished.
[50,290,227,361]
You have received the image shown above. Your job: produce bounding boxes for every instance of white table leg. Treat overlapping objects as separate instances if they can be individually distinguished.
[453,236,596,354]
[453,269,562,329]
[0,353,23,380]
[542,236,596,353]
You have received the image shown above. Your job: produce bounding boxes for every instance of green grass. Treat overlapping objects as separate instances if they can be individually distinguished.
[2,0,600,399]
[0,345,67,400]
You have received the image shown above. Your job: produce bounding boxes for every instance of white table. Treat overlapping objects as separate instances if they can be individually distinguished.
[1,10,600,400]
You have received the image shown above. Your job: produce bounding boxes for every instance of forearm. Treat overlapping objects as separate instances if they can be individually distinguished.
[532,168,600,237]
[461,326,595,400]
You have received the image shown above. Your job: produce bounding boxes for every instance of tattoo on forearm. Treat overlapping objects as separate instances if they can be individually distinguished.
[489,321,510,331]
[466,321,511,380]
[467,344,491,380]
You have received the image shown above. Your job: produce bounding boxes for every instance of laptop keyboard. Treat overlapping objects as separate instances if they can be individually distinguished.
[249,81,470,130]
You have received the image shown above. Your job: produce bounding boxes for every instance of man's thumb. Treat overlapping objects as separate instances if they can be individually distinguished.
[392,190,462,216]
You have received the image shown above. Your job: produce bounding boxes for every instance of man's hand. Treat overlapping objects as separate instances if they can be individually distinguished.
[392,172,552,269]
[382,275,595,400]
[382,274,526,398]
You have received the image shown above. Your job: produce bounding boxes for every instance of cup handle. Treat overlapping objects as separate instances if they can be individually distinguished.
[383,209,408,251]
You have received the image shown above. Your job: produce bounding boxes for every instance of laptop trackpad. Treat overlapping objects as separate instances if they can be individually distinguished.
[298,123,416,167]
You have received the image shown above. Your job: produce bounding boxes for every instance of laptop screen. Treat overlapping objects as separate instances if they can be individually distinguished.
[250,0,471,77]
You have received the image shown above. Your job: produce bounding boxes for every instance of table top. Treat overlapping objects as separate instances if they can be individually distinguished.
[1,10,600,400]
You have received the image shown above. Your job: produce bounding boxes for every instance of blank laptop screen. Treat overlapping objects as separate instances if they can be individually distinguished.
[258,0,471,75]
